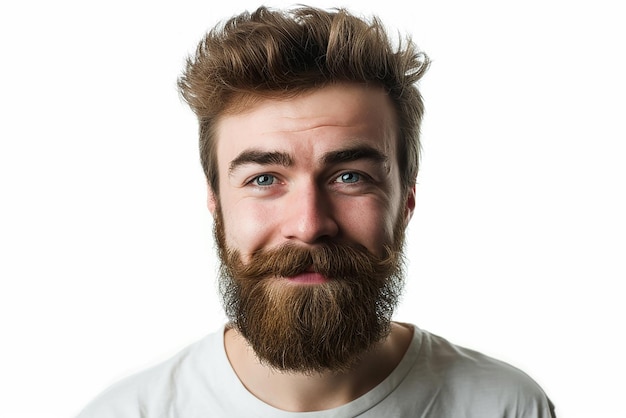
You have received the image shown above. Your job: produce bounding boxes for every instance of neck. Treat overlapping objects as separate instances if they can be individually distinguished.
[223,322,413,412]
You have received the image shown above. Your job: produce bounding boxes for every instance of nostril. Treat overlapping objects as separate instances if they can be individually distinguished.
[281,210,338,243]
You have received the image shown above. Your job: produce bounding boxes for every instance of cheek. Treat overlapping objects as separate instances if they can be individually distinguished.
[336,199,397,254]
[222,201,278,253]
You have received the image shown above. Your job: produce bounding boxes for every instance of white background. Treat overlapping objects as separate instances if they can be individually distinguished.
[1,1,624,417]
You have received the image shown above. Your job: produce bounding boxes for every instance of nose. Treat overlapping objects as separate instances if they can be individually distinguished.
[280,182,339,244]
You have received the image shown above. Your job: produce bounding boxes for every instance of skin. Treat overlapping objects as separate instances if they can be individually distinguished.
[209,83,416,411]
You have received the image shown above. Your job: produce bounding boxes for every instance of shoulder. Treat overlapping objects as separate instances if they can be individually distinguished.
[400,325,556,417]
[75,329,223,418]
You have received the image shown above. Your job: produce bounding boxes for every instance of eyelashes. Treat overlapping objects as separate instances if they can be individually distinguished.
[246,171,371,189]
[249,174,277,187]
[335,172,362,184]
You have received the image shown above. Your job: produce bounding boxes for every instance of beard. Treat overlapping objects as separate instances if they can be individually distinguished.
[214,204,407,374]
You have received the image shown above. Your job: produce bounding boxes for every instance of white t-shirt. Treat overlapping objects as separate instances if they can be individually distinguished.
[77,324,555,417]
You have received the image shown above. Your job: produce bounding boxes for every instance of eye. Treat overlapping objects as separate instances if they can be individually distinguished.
[251,174,276,186]
[336,172,361,184]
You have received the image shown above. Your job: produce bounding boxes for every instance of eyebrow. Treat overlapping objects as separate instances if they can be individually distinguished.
[228,145,388,176]
[322,146,388,165]
[228,150,294,175]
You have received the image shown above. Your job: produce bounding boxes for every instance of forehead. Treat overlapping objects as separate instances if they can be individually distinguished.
[215,83,399,164]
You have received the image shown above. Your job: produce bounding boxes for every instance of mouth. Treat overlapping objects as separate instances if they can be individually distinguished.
[286,271,329,285]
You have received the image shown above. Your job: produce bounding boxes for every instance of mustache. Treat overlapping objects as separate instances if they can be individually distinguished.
[223,241,402,282]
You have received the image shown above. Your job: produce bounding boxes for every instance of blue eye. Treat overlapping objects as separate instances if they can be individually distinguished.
[253,174,275,186]
[337,172,360,183]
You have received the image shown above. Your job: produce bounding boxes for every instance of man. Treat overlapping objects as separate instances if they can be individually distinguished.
[78,5,555,417]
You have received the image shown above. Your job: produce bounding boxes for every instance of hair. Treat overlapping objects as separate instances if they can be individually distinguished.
[178,5,429,194]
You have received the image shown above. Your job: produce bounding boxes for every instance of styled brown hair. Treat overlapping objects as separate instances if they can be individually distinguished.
[178,5,429,193]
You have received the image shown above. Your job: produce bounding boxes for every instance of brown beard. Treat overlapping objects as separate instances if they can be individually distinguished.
[214,204,406,374]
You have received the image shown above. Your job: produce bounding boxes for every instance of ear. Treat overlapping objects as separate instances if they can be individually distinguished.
[207,184,217,215]
[404,185,416,226]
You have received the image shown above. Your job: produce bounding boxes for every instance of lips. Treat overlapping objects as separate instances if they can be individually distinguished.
[287,271,329,284]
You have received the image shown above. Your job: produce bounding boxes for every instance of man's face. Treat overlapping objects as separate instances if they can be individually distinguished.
[210,83,415,372]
